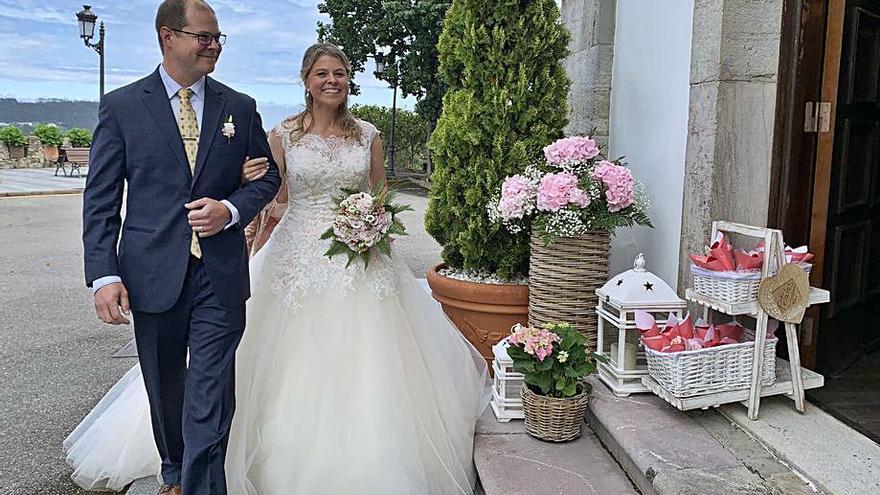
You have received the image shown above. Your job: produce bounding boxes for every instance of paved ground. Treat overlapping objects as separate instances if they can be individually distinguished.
[0,189,439,493]
[0,167,87,197]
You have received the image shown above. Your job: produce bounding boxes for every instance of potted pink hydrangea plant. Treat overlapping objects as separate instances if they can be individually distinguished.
[488,136,652,349]
[506,321,607,442]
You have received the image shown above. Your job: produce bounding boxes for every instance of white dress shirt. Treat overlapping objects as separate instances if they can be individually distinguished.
[91,64,241,295]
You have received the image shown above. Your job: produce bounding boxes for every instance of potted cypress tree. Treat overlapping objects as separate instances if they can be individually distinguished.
[425,0,570,368]
[33,123,64,162]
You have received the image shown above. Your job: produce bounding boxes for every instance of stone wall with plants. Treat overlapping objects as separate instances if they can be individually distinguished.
[0,125,92,169]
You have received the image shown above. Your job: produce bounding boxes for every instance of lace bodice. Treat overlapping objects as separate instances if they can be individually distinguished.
[265,118,397,307]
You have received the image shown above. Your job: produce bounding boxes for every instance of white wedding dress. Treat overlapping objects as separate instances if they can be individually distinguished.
[64,118,490,494]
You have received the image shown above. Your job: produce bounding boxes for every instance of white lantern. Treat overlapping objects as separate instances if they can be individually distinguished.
[489,339,525,421]
[596,254,686,396]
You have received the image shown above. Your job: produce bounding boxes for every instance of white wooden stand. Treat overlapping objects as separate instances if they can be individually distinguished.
[642,221,830,420]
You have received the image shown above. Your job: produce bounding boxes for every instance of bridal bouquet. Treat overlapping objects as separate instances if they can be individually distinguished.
[321,181,412,269]
[487,135,652,244]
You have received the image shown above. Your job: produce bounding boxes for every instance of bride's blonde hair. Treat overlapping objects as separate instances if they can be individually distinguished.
[287,43,362,143]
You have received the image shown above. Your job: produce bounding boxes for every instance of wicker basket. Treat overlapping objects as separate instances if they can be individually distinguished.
[690,263,812,304]
[529,231,610,350]
[521,382,591,442]
[644,330,777,398]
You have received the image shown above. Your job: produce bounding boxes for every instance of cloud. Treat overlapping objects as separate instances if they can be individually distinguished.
[0,0,405,107]
[0,2,70,24]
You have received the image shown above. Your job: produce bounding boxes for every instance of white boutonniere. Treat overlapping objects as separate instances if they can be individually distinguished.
[222,115,235,141]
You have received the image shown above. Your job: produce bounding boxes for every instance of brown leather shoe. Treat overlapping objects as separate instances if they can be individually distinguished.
[158,485,182,495]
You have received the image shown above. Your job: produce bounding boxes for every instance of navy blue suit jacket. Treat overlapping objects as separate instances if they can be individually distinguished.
[82,68,281,313]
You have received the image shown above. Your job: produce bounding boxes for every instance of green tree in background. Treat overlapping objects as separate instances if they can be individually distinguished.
[424,0,571,279]
[351,104,430,172]
[317,0,450,125]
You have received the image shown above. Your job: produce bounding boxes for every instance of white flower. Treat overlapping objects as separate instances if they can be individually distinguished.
[558,350,569,363]
[222,116,235,140]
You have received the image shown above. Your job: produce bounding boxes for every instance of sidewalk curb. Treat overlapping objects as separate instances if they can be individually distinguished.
[0,189,84,198]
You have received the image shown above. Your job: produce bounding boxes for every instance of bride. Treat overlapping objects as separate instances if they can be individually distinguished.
[65,42,490,494]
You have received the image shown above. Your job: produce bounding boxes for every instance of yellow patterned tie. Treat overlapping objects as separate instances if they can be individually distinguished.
[178,88,201,258]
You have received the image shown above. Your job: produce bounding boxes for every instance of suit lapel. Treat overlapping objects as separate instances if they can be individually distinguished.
[140,69,190,177]
[193,77,227,186]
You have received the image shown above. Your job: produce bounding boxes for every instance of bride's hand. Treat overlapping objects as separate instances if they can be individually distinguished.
[241,156,270,183]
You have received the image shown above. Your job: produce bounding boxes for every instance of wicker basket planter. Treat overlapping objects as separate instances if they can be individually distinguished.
[644,330,778,398]
[529,230,610,349]
[521,382,591,442]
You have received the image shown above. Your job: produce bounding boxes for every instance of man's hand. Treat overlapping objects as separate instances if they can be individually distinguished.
[94,282,131,325]
[185,198,231,237]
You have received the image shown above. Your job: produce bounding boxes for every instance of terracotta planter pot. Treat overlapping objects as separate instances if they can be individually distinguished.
[426,263,528,370]
[7,145,26,159]
[41,145,59,162]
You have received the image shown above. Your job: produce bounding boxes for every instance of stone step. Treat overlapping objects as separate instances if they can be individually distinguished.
[585,376,820,495]
[474,409,638,494]
[720,397,880,495]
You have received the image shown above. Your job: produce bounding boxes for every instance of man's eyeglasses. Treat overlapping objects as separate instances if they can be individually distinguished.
[170,28,227,46]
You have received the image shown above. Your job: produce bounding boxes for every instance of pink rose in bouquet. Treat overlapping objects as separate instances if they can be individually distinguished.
[543,136,600,165]
[592,160,635,212]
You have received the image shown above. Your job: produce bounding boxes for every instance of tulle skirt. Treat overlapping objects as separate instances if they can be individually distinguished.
[64,248,490,494]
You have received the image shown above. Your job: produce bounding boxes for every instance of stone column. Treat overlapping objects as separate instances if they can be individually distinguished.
[677,0,784,289]
[561,0,616,146]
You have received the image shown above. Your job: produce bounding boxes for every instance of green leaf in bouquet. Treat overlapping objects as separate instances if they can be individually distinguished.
[360,251,371,269]
[323,240,349,259]
[388,220,408,236]
[390,203,414,215]
[344,250,359,268]
[376,237,392,258]
[562,382,577,397]
[320,227,335,240]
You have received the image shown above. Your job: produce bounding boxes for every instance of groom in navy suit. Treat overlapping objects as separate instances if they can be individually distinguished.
[82,1,280,493]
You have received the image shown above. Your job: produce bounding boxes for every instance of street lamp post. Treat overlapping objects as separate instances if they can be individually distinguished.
[76,5,105,100]
[373,52,397,177]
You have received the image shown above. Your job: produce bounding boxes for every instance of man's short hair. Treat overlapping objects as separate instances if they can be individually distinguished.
[155,0,214,53]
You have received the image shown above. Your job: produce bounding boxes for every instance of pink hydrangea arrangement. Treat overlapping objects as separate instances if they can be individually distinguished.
[488,135,651,242]
[321,181,412,269]
[543,136,600,164]
[591,160,634,212]
[505,322,606,398]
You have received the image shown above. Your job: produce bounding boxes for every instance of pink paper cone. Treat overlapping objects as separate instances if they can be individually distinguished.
[685,338,704,351]
[734,249,763,270]
[678,314,694,339]
[708,232,736,270]
[635,310,661,337]
[642,335,669,351]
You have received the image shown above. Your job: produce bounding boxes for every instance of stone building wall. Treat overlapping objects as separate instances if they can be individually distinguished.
[677,0,785,289]
[562,0,786,290]
[561,0,616,146]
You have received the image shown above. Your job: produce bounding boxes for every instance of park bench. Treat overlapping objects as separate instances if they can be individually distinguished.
[56,147,89,177]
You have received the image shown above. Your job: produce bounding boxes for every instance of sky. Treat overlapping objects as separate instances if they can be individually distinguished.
[0,0,414,109]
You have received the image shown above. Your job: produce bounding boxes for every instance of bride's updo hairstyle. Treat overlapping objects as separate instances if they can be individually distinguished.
[288,42,363,143]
